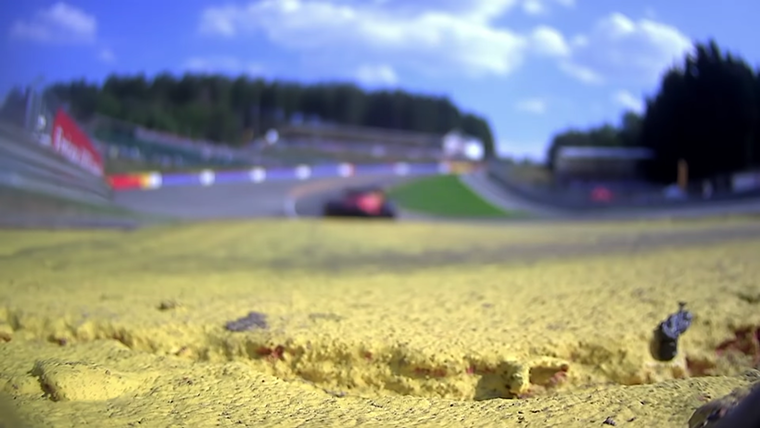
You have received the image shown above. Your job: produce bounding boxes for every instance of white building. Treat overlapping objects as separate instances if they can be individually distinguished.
[442,130,485,161]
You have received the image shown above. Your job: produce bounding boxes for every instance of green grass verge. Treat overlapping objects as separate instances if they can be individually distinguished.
[387,174,525,218]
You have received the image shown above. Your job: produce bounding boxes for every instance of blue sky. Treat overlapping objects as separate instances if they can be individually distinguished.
[3,0,760,160]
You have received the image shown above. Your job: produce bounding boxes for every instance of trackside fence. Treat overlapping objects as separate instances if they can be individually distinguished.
[0,86,112,205]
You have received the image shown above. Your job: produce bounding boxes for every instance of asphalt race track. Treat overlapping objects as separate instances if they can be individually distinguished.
[113,175,410,220]
[114,181,298,219]
[113,172,760,223]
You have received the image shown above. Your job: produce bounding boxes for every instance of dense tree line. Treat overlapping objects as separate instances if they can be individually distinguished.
[546,40,760,184]
[42,74,495,156]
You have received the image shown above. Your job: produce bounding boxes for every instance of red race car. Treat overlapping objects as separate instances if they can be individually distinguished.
[323,186,397,219]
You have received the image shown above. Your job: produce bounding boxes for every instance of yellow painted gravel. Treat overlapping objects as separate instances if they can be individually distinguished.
[1,218,760,427]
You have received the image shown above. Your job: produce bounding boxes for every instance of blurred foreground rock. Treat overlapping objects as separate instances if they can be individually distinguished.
[688,370,760,428]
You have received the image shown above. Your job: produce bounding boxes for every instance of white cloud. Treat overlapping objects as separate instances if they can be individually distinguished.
[558,61,604,84]
[569,35,589,49]
[530,26,571,57]
[197,0,570,79]
[355,64,398,86]
[515,98,547,114]
[522,0,547,15]
[9,2,97,44]
[612,89,644,113]
[183,56,266,76]
[522,0,575,16]
[456,0,520,21]
[561,12,692,85]
[347,0,572,19]
[99,48,116,63]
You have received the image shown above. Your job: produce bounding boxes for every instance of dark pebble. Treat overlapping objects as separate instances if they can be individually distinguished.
[225,311,268,331]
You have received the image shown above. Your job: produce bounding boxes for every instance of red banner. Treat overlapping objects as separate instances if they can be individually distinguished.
[108,174,143,190]
[51,108,104,176]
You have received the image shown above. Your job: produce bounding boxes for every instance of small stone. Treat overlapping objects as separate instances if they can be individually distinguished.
[0,323,13,342]
[225,311,268,332]
[158,300,180,311]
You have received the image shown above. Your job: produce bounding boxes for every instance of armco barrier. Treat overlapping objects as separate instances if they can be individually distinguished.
[487,160,760,212]
[485,160,590,210]
[108,162,459,191]
[0,122,113,204]
[731,170,760,194]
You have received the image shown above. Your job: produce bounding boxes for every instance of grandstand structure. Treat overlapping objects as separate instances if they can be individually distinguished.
[278,123,442,147]
[274,123,490,163]
[87,114,252,170]
[553,146,653,184]
[274,123,446,161]
[86,112,481,169]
